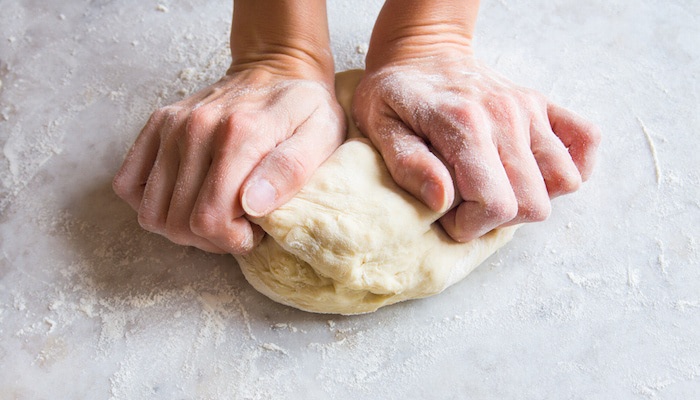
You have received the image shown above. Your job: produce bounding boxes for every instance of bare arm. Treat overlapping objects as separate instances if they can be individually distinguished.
[366,0,479,68]
[230,0,334,83]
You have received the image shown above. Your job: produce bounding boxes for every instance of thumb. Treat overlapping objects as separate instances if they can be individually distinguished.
[241,110,345,217]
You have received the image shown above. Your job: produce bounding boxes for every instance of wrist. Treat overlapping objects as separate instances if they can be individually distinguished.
[229,0,335,85]
[365,0,479,71]
[229,44,334,85]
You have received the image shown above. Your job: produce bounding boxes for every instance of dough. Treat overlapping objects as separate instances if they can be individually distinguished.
[234,70,517,315]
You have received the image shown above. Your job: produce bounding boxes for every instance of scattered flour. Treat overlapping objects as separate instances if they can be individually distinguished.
[638,117,662,186]
[1,1,698,399]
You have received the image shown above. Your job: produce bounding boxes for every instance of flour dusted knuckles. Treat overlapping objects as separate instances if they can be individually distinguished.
[233,70,517,315]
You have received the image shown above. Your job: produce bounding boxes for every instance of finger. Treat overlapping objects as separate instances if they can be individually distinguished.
[530,114,582,198]
[190,113,273,254]
[367,116,454,212]
[164,117,226,254]
[241,110,344,217]
[191,158,265,255]
[112,113,164,211]
[190,207,264,255]
[435,128,518,242]
[138,138,180,235]
[497,124,551,226]
[547,103,602,181]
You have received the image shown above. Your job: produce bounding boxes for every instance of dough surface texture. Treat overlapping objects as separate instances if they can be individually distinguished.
[234,70,517,315]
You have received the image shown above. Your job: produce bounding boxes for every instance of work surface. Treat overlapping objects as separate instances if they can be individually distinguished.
[1,1,698,398]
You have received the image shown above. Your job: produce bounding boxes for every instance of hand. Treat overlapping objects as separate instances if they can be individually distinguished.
[114,0,343,254]
[113,68,345,254]
[354,0,600,242]
[353,56,600,242]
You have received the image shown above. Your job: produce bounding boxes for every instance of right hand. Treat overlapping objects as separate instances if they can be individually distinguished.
[112,68,345,254]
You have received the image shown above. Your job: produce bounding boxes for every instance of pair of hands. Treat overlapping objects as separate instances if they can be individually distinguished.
[113,2,600,255]
[113,56,599,255]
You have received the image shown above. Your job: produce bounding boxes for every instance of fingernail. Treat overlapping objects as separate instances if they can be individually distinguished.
[421,180,445,212]
[243,179,276,217]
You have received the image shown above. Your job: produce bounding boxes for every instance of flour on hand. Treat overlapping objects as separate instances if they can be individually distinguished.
[234,70,517,315]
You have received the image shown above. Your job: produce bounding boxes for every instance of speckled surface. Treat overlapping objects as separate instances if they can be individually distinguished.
[1,1,698,399]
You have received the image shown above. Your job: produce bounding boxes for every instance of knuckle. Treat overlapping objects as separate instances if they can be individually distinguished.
[148,108,169,125]
[444,101,482,128]
[150,106,189,141]
[190,211,254,254]
[217,110,260,149]
[179,107,216,145]
[447,206,488,243]
[391,146,412,167]
[157,105,187,124]
[224,110,255,135]
[189,210,220,238]
[519,198,551,222]
[166,232,190,247]
[137,210,164,233]
[388,150,417,186]
[446,221,478,243]
[493,95,521,121]
[483,195,518,224]
[522,93,547,114]
[112,173,130,199]
[228,233,255,255]
[187,106,215,129]
[164,218,191,244]
[557,172,582,194]
[273,149,308,187]
[484,90,512,108]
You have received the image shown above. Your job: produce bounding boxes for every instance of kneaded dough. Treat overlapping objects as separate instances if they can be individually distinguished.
[234,70,517,315]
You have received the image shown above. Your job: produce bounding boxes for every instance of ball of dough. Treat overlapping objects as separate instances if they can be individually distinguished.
[234,70,517,315]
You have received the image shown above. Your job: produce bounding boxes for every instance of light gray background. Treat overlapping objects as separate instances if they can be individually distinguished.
[1,1,698,398]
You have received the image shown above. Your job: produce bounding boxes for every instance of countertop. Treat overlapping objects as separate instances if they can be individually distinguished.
[1,0,698,398]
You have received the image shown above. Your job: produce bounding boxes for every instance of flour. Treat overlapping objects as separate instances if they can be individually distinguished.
[261,342,288,355]
[2,0,700,398]
[638,117,662,186]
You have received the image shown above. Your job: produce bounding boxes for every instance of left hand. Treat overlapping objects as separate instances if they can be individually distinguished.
[352,56,601,242]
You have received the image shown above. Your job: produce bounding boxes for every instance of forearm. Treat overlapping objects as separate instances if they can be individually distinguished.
[366,0,480,69]
[229,0,334,83]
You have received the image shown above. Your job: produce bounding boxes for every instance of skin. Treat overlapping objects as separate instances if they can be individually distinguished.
[113,0,345,254]
[354,0,601,241]
[114,0,601,254]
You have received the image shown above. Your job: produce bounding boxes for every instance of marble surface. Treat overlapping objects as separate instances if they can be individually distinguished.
[1,0,698,398]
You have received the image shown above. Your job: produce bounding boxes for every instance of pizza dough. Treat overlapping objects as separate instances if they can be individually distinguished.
[234,70,517,315]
